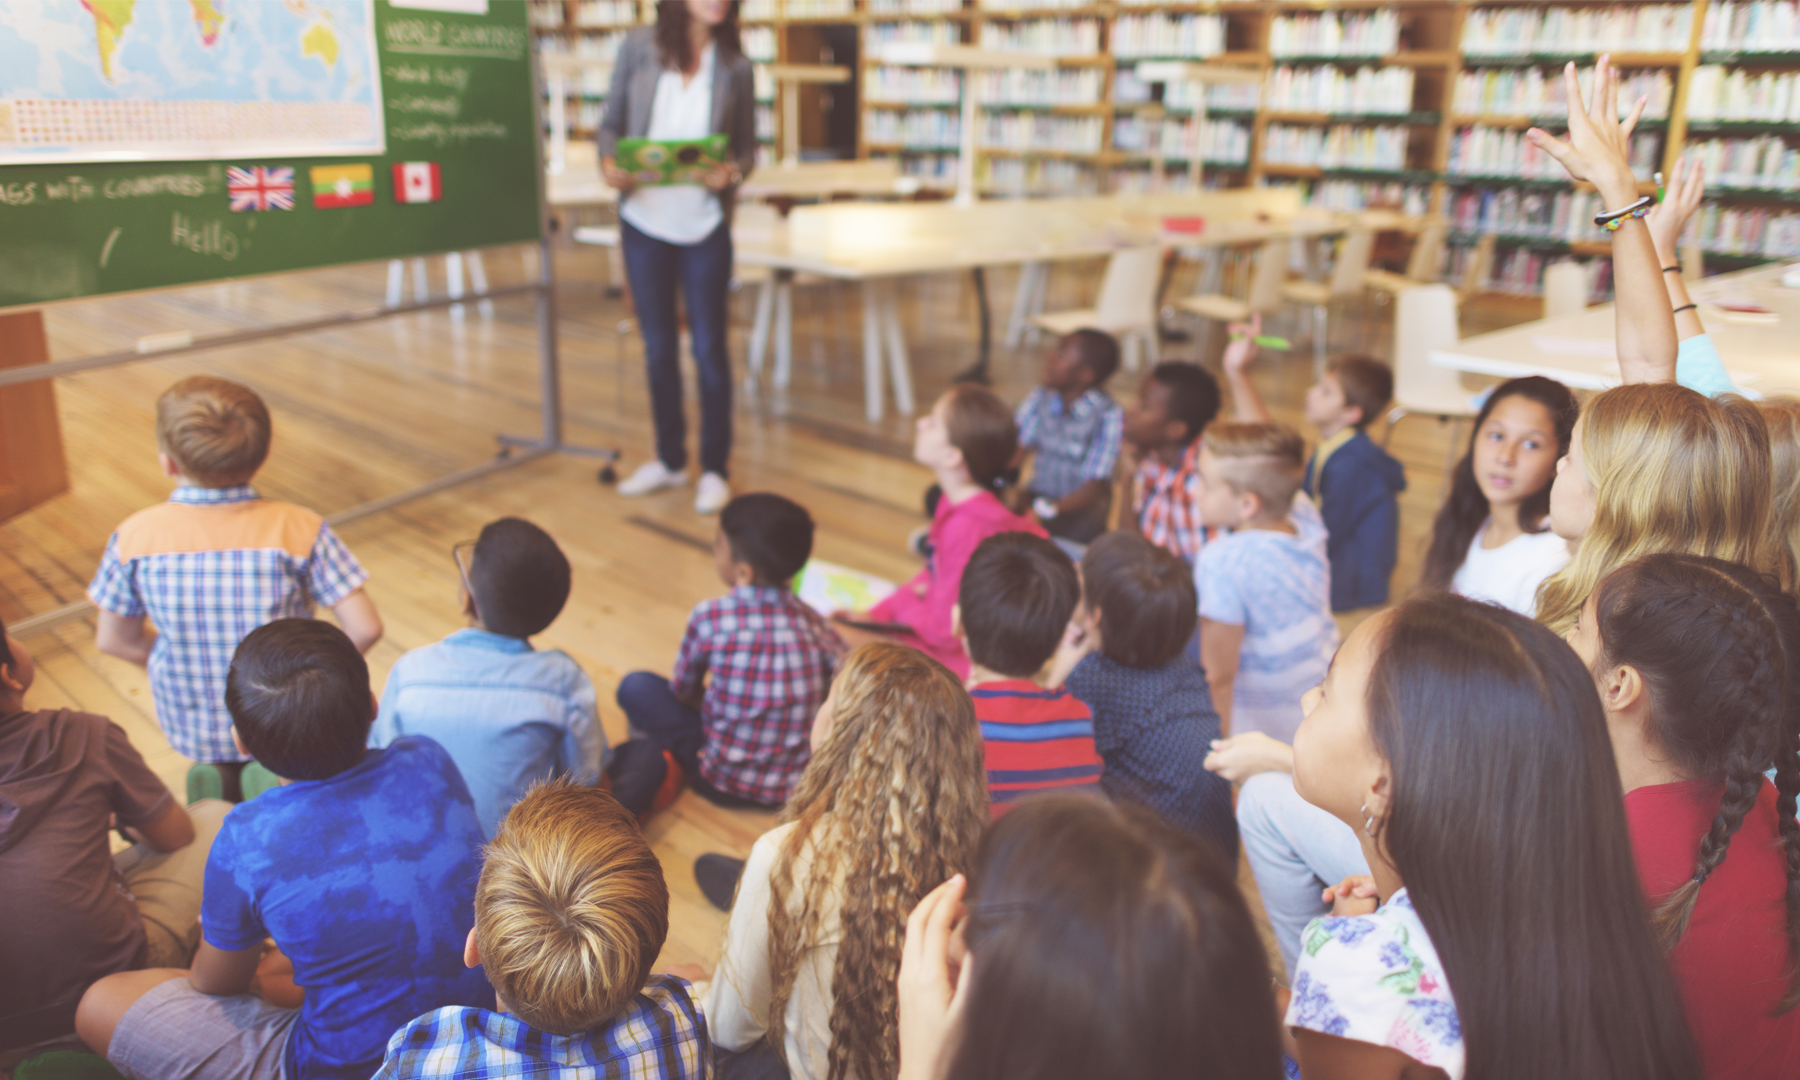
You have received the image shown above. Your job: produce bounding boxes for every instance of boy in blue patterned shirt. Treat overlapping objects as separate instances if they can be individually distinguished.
[374,779,708,1080]
[1014,328,1125,544]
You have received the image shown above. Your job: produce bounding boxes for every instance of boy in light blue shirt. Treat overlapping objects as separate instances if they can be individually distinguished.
[372,518,606,838]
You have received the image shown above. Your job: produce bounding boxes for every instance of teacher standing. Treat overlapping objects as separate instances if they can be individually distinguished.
[600,0,755,514]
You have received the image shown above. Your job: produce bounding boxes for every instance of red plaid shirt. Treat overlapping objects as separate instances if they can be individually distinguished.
[1133,440,1218,563]
[671,585,846,804]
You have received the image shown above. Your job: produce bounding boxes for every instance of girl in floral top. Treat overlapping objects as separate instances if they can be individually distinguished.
[1283,594,1697,1080]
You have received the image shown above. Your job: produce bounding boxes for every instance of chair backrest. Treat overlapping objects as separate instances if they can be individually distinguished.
[1404,221,1448,281]
[1455,234,1496,303]
[1393,284,1465,407]
[1328,226,1376,296]
[1541,260,1591,319]
[1245,238,1289,314]
[1092,245,1164,330]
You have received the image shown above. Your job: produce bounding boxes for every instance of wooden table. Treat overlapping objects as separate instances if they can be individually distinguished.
[1430,260,1800,396]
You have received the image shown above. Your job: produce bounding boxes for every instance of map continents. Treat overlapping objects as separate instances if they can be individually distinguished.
[0,0,383,164]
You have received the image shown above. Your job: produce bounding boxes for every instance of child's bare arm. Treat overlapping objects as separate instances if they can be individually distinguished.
[95,610,155,667]
[1646,155,1707,341]
[330,588,383,654]
[1199,618,1245,735]
[1053,479,1111,518]
[1223,316,1274,423]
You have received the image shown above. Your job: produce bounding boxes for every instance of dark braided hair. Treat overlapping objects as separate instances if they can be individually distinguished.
[1593,553,1800,1011]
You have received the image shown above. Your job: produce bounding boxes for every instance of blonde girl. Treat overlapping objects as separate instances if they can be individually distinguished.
[1761,398,1800,590]
[707,643,989,1080]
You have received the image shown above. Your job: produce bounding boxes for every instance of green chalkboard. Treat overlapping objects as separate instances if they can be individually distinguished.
[0,1,542,310]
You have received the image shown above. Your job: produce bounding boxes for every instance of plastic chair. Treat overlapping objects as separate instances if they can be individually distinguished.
[1541,260,1591,319]
[1280,225,1375,373]
[1176,237,1288,354]
[1031,245,1164,372]
[1385,284,1479,467]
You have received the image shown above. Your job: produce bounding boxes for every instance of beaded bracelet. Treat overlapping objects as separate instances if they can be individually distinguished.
[1594,195,1656,231]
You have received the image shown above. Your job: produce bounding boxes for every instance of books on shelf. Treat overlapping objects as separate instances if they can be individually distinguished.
[1264,66,1414,116]
[978,17,1101,55]
[1695,204,1800,257]
[1448,126,1661,181]
[742,26,778,62]
[1263,123,1409,171]
[1448,243,1615,298]
[1701,2,1800,53]
[979,113,1104,154]
[867,20,962,47]
[1110,13,1226,60]
[864,66,962,105]
[982,157,1101,197]
[1460,4,1692,56]
[571,1,643,29]
[1447,185,1611,243]
[1454,66,1671,120]
[530,2,564,30]
[756,104,775,140]
[741,0,853,19]
[975,68,1103,107]
[1279,178,1432,215]
[1114,70,1259,112]
[1269,11,1400,60]
[1686,65,1800,122]
[868,0,964,14]
[865,108,961,149]
[872,150,959,181]
[977,0,1097,10]
[1688,135,1800,191]
[1112,116,1250,164]
[754,65,775,102]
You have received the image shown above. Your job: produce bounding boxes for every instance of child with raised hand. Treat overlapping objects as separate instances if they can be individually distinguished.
[372,518,605,839]
[895,796,1284,1080]
[1122,361,1223,563]
[1054,531,1236,857]
[78,619,492,1080]
[1014,328,1125,544]
[1567,554,1800,1077]
[374,780,707,1079]
[1281,595,1698,1080]
[1417,376,1577,616]
[836,386,1045,678]
[1192,423,1337,742]
[706,643,988,1080]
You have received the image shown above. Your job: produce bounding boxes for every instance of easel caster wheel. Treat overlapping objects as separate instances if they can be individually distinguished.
[598,464,618,485]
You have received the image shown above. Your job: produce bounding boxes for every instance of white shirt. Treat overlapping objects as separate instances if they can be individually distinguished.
[619,44,723,245]
[1450,521,1571,617]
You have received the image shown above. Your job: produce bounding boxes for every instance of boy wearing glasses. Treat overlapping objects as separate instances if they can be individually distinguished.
[370,518,606,839]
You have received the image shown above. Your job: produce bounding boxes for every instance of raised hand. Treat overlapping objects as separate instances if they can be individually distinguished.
[898,875,973,1080]
[1647,154,1706,265]
[1525,56,1645,205]
[1222,313,1263,378]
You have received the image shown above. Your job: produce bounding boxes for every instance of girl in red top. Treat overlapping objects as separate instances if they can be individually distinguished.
[1569,553,1800,1080]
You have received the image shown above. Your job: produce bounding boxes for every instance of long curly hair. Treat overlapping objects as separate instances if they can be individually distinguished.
[763,643,989,1080]
[1418,377,1577,592]
[1536,383,1772,633]
[1592,554,1800,1009]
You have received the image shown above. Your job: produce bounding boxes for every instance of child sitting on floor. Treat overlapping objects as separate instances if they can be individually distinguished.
[1193,423,1338,743]
[610,493,844,817]
[1223,321,1406,611]
[88,375,382,802]
[1051,531,1236,858]
[955,532,1103,818]
[1123,362,1224,564]
[1014,328,1125,544]
[836,385,1045,678]
[374,779,708,1079]
[372,517,606,839]
[77,618,492,1080]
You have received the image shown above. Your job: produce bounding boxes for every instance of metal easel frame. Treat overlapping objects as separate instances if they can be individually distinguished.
[5,44,616,639]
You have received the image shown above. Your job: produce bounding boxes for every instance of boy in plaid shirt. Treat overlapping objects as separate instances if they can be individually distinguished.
[1014,328,1125,545]
[1123,361,1224,564]
[88,377,382,800]
[374,780,707,1080]
[609,492,844,817]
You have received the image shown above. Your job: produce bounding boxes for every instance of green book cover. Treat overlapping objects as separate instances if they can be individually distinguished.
[616,135,728,186]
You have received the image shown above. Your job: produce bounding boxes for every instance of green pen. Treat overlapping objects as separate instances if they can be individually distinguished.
[1252,335,1291,350]
[1654,171,1665,201]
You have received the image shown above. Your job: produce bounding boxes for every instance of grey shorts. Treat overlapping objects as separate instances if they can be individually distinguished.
[109,977,297,1080]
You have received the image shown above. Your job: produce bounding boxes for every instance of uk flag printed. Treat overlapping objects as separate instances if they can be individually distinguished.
[226,166,295,212]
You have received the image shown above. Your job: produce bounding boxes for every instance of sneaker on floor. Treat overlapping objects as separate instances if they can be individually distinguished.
[695,472,731,514]
[618,461,686,497]
[695,853,747,911]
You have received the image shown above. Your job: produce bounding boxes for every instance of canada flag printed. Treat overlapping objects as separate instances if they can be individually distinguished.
[392,162,442,204]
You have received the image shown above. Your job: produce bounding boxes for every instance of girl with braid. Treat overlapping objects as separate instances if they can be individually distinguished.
[1569,554,1800,1078]
[706,643,989,1080]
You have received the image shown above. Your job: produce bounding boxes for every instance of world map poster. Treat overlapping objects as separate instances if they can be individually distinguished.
[0,0,384,164]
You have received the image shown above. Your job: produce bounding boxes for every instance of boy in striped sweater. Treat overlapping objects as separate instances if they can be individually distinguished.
[952,533,1104,819]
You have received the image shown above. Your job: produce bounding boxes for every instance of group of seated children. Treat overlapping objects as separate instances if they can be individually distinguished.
[5,55,1798,1080]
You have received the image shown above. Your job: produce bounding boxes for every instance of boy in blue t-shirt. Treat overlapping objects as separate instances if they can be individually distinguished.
[77,618,494,1080]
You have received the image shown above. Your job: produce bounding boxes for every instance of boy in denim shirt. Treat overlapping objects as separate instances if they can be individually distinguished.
[1014,328,1125,544]
[372,518,605,839]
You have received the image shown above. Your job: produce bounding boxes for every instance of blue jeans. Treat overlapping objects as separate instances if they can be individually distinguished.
[1236,772,1368,980]
[620,217,733,477]
[609,672,776,815]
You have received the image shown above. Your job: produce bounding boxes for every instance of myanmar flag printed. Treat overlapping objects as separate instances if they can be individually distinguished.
[393,162,442,204]
[310,164,374,209]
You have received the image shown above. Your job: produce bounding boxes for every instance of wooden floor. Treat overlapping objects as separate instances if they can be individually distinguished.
[0,234,1536,974]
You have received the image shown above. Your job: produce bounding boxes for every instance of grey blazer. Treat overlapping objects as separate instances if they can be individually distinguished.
[598,27,757,220]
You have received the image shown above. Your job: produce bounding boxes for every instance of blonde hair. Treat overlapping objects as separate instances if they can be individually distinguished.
[475,779,668,1035]
[1760,398,1800,591]
[1203,422,1306,514]
[155,375,271,487]
[764,643,989,1080]
[1536,383,1773,632]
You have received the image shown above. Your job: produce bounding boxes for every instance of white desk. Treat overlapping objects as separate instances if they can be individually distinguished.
[1431,260,1800,396]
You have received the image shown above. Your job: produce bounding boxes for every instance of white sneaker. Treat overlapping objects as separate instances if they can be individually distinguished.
[617,461,686,497]
[694,472,731,514]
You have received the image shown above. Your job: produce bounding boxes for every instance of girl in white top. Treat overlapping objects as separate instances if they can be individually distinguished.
[1417,376,1578,617]
[707,643,988,1080]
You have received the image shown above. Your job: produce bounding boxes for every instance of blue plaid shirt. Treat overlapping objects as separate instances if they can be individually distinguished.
[87,485,368,762]
[1015,387,1125,499]
[373,976,710,1080]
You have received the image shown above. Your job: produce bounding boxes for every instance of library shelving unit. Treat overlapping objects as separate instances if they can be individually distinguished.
[529,1,1800,286]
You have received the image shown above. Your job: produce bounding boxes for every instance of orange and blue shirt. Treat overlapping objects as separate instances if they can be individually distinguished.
[970,678,1104,819]
[86,485,368,763]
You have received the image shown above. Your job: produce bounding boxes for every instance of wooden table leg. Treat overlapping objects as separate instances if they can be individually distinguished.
[861,281,884,421]
[880,283,915,417]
